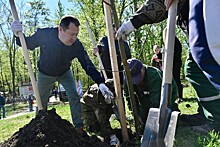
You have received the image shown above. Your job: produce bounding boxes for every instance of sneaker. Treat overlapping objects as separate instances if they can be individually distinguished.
[110,134,120,146]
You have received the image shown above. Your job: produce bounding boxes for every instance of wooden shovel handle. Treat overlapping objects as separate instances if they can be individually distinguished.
[103,0,129,141]
[162,0,178,84]
[86,22,108,80]
[9,0,43,110]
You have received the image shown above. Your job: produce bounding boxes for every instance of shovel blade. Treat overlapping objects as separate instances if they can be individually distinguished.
[141,108,179,147]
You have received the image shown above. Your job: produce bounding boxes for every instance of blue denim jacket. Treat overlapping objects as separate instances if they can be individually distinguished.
[16,27,104,84]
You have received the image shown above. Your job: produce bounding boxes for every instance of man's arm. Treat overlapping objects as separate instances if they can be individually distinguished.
[15,28,43,50]
[131,0,167,30]
[76,42,105,85]
[11,20,41,50]
[123,41,131,59]
[116,0,187,39]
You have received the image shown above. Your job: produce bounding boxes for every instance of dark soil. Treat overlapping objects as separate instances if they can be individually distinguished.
[0,108,111,147]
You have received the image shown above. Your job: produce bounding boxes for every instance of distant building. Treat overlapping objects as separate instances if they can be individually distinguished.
[18,82,33,97]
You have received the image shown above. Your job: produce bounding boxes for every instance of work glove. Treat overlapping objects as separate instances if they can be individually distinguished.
[99,83,113,104]
[11,20,23,37]
[110,134,120,146]
[116,20,135,39]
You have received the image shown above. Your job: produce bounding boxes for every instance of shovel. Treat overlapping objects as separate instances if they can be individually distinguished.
[86,21,121,122]
[9,0,43,110]
[141,0,179,146]
[86,21,108,80]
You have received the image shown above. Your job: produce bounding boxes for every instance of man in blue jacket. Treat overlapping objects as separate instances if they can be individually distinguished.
[11,15,113,132]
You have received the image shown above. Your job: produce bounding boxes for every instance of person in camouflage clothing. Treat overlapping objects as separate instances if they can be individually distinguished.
[81,79,119,145]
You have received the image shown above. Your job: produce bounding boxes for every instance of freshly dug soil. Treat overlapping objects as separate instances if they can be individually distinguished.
[0,108,110,147]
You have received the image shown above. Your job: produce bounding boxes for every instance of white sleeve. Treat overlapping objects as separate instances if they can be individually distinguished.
[203,0,220,65]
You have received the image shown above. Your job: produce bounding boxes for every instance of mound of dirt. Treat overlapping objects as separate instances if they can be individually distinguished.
[0,108,110,147]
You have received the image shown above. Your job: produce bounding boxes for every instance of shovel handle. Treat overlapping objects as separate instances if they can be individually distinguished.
[163,0,178,84]
[9,0,43,110]
[86,22,108,80]
[157,0,178,146]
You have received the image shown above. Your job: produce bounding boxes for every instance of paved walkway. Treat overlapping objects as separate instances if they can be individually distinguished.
[1,96,61,120]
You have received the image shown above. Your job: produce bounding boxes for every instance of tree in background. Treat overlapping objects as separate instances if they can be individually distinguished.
[24,0,50,78]
[0,0,18,104]
[54,0,65,25]
[0,0,188,97]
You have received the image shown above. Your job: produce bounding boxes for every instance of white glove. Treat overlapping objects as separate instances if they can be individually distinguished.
[116,20,135,39]
[99,83,113,104]
[110,134,120,146]
[11,20,23,37]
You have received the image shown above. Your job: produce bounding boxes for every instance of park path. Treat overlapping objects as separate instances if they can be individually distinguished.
[1,96,60,120]
[4,108,36,119]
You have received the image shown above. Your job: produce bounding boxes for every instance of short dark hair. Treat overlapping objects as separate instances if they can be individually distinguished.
[59,15,80,31]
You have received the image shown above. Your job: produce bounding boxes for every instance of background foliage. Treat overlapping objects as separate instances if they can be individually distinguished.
[0,0,188,98]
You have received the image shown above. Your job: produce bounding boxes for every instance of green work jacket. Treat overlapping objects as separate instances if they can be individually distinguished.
[124,65,178,122]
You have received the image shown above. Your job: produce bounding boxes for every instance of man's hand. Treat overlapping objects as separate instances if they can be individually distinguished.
[99,83,113,104]
[11,20,23,37]
[116,20,135,39]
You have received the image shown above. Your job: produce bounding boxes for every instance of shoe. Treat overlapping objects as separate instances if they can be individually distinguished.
[110,134,120,146]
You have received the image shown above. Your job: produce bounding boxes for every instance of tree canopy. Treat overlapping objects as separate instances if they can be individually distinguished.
[0,0,188,98]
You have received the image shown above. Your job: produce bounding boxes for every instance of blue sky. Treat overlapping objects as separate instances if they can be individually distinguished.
[22,0,73,17]
[42,0,72,14]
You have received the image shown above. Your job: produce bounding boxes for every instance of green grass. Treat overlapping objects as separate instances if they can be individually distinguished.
[179,84,199,114]
[198,131,220,147]
[49,103,72,123]
[0,113,35,143]
[0,85,219,146]
[174,127,206,147]
[5,103,30,116]
[0,103,72,143]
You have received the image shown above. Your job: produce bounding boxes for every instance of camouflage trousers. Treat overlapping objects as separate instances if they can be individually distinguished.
[81,98,113,137]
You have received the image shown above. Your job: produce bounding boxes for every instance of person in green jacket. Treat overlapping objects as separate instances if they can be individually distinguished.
[124,58,179,133]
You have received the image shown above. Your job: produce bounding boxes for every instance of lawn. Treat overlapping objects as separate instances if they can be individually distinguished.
[0,85,219,146]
